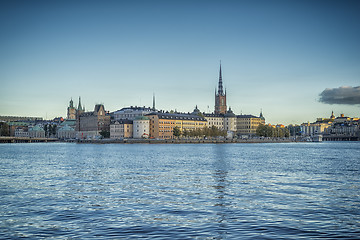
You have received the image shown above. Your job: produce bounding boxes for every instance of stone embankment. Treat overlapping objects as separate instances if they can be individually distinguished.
[0,137,58,143]
[77,138,294,144]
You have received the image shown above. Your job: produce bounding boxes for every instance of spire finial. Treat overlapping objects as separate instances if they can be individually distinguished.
[78,96,82,111]
[152,93,156,111]
[218,61,223,95]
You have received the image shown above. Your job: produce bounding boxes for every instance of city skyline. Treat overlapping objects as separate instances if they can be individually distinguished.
[1,0,359,125]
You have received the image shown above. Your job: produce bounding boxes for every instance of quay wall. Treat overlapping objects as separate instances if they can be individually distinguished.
[0,137,58,143]
[76,138,295,144]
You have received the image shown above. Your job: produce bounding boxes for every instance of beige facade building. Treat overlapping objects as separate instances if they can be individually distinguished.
[110,120,133,139]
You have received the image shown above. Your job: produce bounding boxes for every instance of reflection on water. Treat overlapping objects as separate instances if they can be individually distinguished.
[0,142,359,239]
[213,145,230,239]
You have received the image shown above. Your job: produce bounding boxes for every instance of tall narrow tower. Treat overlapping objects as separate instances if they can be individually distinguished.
[67,98,76,120]
[215,63,227,114]
[152,93,156,111]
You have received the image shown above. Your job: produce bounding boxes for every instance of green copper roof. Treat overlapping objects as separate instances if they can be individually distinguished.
[134,116,150,120]
[58,124,75,131]
[29,125,44,132]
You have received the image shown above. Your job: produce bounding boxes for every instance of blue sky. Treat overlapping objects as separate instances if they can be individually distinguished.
[1,0,359,125]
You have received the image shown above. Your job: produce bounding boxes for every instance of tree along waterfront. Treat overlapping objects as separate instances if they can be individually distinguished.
[256,124,290,138]
[173,126,227,139]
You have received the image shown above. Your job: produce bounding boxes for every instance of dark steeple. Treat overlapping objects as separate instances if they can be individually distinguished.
[218,62,224,96]
[152,93,156,111]
[78,97,82,111]
[214,61,227,115]
[260,109,265,120]
[69,98,74,108]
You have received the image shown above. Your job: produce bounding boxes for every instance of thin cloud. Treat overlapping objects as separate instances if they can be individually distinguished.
[319,86,360,105]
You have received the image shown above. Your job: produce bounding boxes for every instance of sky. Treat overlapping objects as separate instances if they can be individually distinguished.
[1,0,359,125]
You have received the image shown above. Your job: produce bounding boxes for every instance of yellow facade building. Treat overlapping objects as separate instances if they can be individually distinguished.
[146,112,207,139]
[236,114,265,136]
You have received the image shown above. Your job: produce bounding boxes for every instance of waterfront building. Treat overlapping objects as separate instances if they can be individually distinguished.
[112,106,155,121]
[204,113,225,130]
[215,63,227,114]
[8,122,30,137]
[110,120,133,139]
[300,112,335,137]
[146,112,207,139]
[77,104,111,139]
[224,108,237,138]
[300,122,331,137]
[57,125,76,139]
[324,114,359,140]
[28,125,45,138]
[14,127,29,137]
[236,114,265,137]
[133,116,150,139]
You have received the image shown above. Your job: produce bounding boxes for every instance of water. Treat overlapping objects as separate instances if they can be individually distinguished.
[0,142,359,239]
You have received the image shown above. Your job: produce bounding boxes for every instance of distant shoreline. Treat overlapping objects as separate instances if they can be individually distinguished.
[76,138,295,144]
[0,136,296,144]
[3,137,358,144]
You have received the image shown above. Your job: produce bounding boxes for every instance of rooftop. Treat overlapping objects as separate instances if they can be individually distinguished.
[146,112,206,121]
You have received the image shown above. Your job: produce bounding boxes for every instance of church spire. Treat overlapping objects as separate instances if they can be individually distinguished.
[218,61,224,96]
[78,97,82,111]
[214,61,227,115]
[152,93,156,111]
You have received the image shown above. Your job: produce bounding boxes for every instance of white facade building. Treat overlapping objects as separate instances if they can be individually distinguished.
[300,122,330,136]
[204,114,225,130]
[29,125,45,138]
[14,127,29,137]
[133,116,150,139]
[57,125,76,139]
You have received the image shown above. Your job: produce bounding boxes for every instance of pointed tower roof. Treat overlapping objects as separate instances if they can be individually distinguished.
[152,93,156,111]
[69,98,74,108]
[217,62,224,96]
[78,97,82,111]
[260,109,265,120]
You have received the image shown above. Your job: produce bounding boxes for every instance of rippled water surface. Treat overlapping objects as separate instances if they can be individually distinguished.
[1,142,360,239]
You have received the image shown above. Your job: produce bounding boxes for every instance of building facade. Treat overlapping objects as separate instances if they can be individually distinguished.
[29,125,45,138]
[224,108,237,132]
[133,116,150,139]
[300,112,335,138]
[110,120,133,139]
[112,106,155,121]
[324,114,359,140]
[77,104,111,139]
[236,114,265,137]
[204,113,225,130]
[57,125,76,139]
[147,112,207,139]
